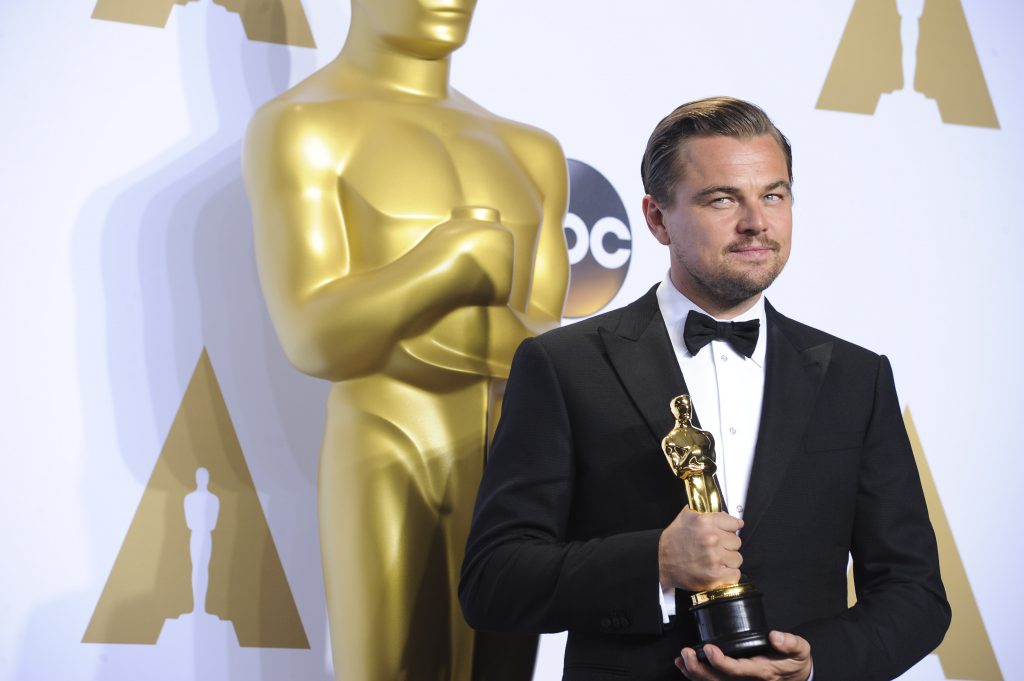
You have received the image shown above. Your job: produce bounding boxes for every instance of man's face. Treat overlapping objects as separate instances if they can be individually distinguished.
[355,0,477,58]
[644,134,792,316]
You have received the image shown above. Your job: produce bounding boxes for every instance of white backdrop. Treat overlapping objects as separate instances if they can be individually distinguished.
[1,1,1021,679]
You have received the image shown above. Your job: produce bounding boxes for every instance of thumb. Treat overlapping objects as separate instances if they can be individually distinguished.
[769,631,809,657]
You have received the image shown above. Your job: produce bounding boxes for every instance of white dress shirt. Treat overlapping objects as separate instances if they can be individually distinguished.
[655,273,768,619]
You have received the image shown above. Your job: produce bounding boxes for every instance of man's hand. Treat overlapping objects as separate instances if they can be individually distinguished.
[675,631,812,681]
[659,506,743,591]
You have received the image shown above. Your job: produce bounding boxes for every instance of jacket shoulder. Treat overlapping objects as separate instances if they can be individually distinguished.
[768,303,882,364]
[530,287,659,356]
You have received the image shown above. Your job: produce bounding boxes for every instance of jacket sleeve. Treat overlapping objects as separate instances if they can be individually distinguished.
[793,356,951,680]
[459,337,667,636]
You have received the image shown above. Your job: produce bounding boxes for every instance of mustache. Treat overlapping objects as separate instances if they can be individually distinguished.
[726,238,781,252]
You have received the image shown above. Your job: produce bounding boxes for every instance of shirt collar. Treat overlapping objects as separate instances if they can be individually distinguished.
[655,272,768,367]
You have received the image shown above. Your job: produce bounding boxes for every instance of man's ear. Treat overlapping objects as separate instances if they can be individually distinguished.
[643,194,671,245]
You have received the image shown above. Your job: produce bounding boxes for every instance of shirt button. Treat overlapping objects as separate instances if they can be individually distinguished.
[729,426,737,435]
[736,504,744,513]
[720,354,729,361]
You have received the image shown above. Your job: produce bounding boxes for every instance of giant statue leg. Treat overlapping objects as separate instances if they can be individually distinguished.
[319,378,490,681]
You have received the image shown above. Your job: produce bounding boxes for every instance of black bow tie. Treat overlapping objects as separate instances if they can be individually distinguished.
[683,310,760,358]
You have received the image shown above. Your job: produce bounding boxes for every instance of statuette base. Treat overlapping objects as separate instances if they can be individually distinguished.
[690,584,772,662]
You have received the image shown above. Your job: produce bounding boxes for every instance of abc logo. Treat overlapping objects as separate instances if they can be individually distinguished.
[564,160,632,318]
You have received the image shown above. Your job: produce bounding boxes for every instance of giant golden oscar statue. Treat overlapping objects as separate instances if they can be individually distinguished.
[243,1,569,678]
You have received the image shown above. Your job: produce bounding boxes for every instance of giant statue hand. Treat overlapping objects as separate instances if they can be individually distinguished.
[428,206,514,308]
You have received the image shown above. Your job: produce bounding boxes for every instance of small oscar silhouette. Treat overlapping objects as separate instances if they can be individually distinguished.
[662,395,771,661]
[158,466,237,650]
[185,467,220,618]
[875,0,942,120]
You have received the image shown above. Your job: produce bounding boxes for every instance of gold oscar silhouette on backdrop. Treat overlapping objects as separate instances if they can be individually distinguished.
[83,350,308,649]
[243,1,570,678]
[816,0,998,128]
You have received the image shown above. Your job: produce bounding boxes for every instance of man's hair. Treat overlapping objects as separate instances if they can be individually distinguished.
[641,96,793,206]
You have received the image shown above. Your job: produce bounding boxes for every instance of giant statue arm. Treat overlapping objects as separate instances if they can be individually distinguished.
[244,105,513,382]
[463,124,570,370]
[520,128,571,325]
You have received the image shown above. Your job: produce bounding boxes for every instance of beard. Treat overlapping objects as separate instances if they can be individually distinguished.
[675,238,787,308]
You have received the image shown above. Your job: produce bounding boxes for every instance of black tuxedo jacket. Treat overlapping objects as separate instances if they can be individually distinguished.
[460,288,949,680]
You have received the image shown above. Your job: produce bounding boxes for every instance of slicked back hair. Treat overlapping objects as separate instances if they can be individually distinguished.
[641,97,792,206]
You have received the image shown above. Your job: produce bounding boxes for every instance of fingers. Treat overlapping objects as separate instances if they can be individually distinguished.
[681,634,813,681]
[691,512,744,582]
[679,506,743,532]
[717,531,742,553]
[769,630,811,659]
[661,508,745,591]
[675,647,723,680]
[702,643,755,677]
[699,643,788,679]
[709,510,744,534]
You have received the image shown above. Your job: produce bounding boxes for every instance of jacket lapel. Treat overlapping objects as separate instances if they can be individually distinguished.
[741,303,833,545]
[599,287,689,444]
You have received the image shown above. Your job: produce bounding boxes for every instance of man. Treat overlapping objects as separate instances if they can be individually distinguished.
[459,97,949,680]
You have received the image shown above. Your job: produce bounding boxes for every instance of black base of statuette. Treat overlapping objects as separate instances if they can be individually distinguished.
[690,586,772,663]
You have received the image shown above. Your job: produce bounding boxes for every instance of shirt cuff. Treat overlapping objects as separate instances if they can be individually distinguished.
[658,581,676,623]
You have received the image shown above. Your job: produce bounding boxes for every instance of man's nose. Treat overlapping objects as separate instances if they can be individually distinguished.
[738,202,766,233]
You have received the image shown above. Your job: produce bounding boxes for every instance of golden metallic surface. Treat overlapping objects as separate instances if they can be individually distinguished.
[83,351,308,648]
[690,583,756,607]
[91,0,316,47]
[243,1,569,678]
[663,395,758,604]
[662,394,725,514]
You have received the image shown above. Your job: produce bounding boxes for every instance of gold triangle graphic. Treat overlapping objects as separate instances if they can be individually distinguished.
[817,0,998,128]
[91,0,316,48]
[83,349,310,648]
[816,0,903,115]
[91,0,191,28]
[915,0,999,128]
[847,407,1002,679]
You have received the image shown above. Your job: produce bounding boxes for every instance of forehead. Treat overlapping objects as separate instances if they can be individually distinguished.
[677,135,788,185]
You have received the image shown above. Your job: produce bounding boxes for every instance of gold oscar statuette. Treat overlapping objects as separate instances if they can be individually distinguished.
[243,1,570,679]
[662,395,772,660]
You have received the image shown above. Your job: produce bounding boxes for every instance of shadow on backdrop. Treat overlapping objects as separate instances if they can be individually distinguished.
[58,3,330,680]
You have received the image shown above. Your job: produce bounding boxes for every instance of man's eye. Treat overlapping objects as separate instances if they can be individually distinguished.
[710,196,733,206]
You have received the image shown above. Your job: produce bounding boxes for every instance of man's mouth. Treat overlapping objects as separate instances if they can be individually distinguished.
[728,241,779,256]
